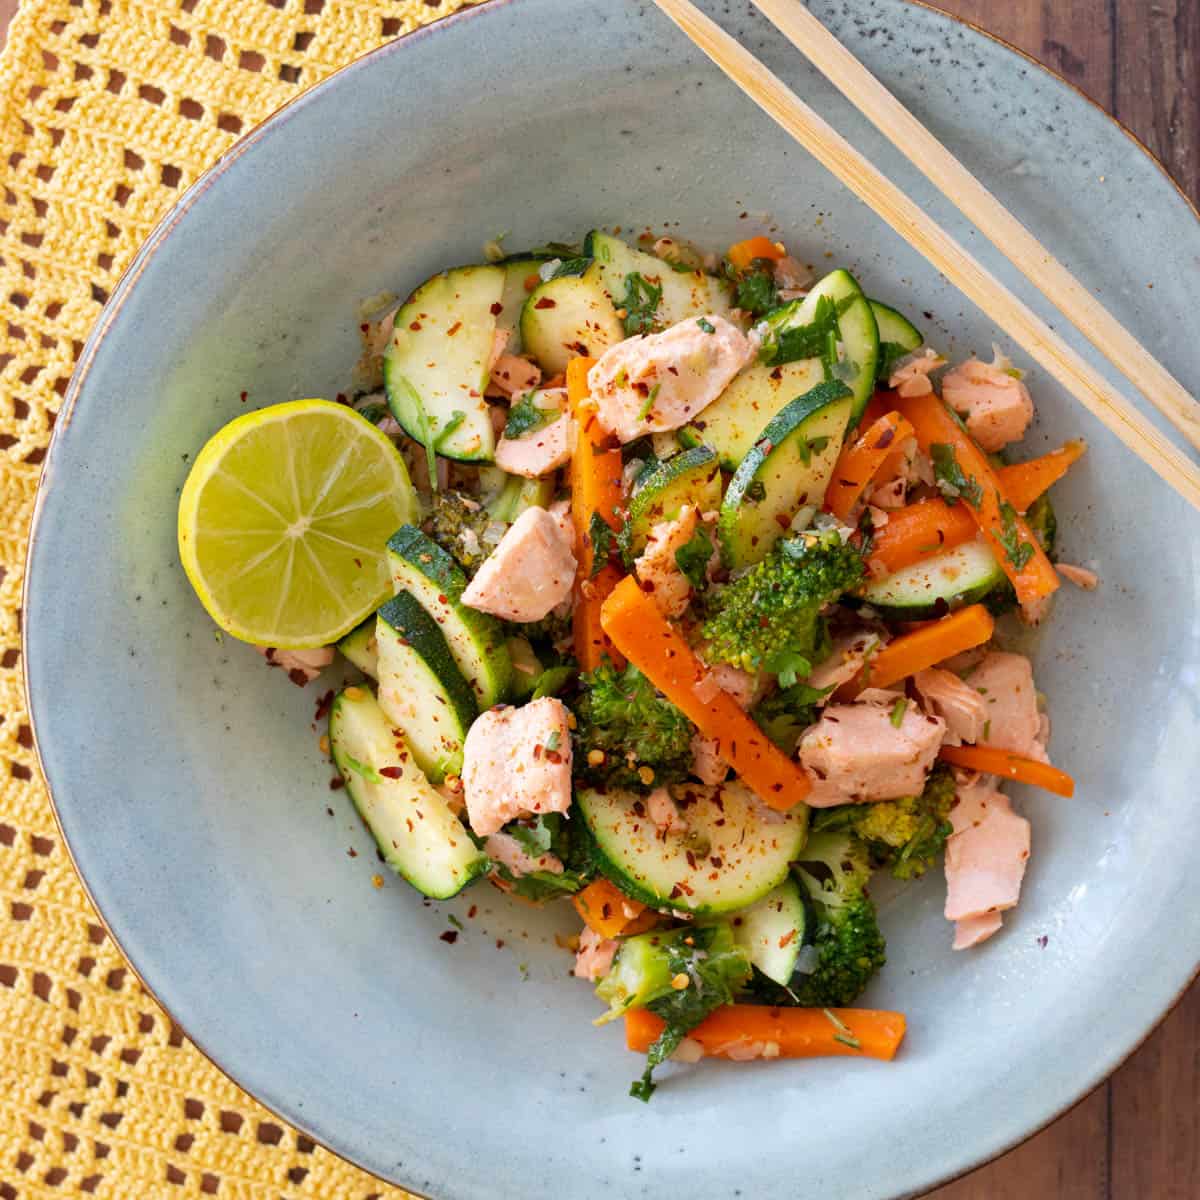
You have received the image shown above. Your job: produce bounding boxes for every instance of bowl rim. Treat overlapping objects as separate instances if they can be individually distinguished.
[20,1,1200,1195]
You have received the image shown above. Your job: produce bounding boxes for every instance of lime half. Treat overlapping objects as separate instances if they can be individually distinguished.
[178,399,415,648]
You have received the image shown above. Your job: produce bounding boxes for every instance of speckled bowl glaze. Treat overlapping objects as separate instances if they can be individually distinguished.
[24,1,1200,1196]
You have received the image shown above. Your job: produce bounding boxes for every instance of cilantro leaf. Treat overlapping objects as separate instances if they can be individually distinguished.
[764,646,813,688]
[587,512,617,579]
[997,500,1036,569]
[619,272,663,336]
[731,261,779,318]
[930,443,984,507]
[504,393,556,440]
[674,528,713,591]
[696,317,716,334]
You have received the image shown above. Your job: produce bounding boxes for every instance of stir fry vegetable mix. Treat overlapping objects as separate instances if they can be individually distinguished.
[182,228,1092,1099]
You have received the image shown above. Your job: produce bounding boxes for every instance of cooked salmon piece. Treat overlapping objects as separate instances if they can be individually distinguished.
[635,506,702,618]
[888,348,945,399]
[494,411,573,478]
[462,698,573,837]
[256,644,333,686]
[689,732,728,786]
[942,353,1033,452]
[806,631,883,696]
[914,667,988,745]
[646,786,687,835]
[461,506,577,622]
[486,327,542,398]
[799,701,946,806]
[1057,562,1099,590]
[967,651,1049,761]
[588,314,756,442]
[944,785,1031,922]
[573,927,618,981]
[485,831,564,878]
[953,911,1003,950]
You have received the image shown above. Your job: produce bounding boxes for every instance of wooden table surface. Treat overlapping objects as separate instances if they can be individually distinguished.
[0,0,1195,1197]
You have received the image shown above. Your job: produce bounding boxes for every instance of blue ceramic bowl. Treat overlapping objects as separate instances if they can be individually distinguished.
[24,2,1200,1197]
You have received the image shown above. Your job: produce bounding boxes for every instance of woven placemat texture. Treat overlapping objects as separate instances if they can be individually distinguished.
[0,1,481,1195]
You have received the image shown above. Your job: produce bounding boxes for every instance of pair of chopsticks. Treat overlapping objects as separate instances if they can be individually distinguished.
[652,0,1200,512]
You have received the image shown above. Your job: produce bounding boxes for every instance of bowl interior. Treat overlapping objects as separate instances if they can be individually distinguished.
[25,2,1200,1197]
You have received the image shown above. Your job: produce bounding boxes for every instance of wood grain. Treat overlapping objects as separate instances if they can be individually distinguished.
[926,7,1200,1196]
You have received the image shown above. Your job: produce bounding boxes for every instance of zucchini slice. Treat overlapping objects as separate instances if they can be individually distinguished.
[577,780,807,914]
[520,265,624,375]
[870,298,924,383]
[387,525,512,707]
[719,380,854,569]
[680,358,826,471]
[383,264,503,462]
[497,258,548,351]
[731,876,810,987]
[859,538,1005,619]
[627,445,722,552]
[761,268,880,423]
[336,616,378,680]
[584,230,734,327]
[376,592,477,783]
[329,687,486,899]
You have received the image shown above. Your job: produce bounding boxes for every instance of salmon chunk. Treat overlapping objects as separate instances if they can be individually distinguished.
[494,405,573,478]
[574,927,618,982]
[942,354,1033,452]
[967,651,1049,761]
[953,911,1003,950]
[799,701,946,806]
[462,698,573,837]
[635,506,702,618]
[914,667,988,744]
[461,506,577,622]
[588,314,756,442]
[256,644,333,686]
[944,786,1031,921]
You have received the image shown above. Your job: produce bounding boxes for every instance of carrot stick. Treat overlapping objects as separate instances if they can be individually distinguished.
[600,576,810,810]
[997,440,1087,513]
[727,235,785,270]
[573,878,649,939]
[825,410,915,520]
[895,393,1059,613]
[868,497,978,575]
[625,1005,906,1062]
[843,604,994,696]
[939,745,1075,797]
[567,357,625,671]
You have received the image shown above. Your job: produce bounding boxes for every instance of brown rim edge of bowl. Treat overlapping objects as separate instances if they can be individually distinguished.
[19,2,1200,1198]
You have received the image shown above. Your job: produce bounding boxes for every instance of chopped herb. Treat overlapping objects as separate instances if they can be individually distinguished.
[765,646,813,688]
[545,730,562,753]
[730,260,779,317]
[506,818,553,858]
[998,500,1035,569]
[877,339,916,382]
[355,402,391,427]
[833,1032,863,1050]
[393,373,439,491]
[930,443,983,507]
[751,681,832,754]
[983,719,992,742]
[434,410,467,450]
[669,259,700,273]
[759,293,841,367]
[674,528,713,591]
[745,480,767,504]
[637,382,662,422]
[545,256,591,279]
[620,271,663,336]
[795,434,831,467]
[447,914,464,931]
[504,393,555,439]
[856,505,877,560]
[696,317,716,334]
[889,697,908,728]
[588,512,617,578]
[339,753,382,785]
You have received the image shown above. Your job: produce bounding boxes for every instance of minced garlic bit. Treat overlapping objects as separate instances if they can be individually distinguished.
[371,874,384,889]
[671,973,690,990]
[638,765,656,786]
[344,686,365,702]
[587,749,606,767]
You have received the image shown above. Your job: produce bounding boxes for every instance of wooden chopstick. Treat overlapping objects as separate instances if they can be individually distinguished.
[751,0,1200,454]
[651,0,1200,512]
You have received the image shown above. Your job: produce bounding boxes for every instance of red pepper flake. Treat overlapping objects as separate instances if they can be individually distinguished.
[239,391,248,403]
[489,302,504,316]
[875,426,896,450]
[774,514,792,531]
[778,929,797,949]
[446,320,463,337]
[685,850,697,869]
[379,766,404,780]
[534,297,557,310]
[347,848,358,858]
[409,321,422,331]
[710,856,723,868]
[329,776,344,791]
[468,905,478,919]
[440,931,459,944]
[314,689,335,722]
[496,938,506,949]
[669,884,682,899]
[600,902,613,920]
[353,557,362,569]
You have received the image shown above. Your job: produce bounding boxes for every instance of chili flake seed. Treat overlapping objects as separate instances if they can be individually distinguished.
[318,734,330,755]
[344,686,365,701]
[443,774,463,793]
[587,749,606,767]
[670,973,690,991]
[638,765,655,786]
[371,874,384,889]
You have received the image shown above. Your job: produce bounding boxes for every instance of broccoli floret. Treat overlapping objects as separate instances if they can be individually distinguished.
[789,831,887,1007]
[571,662,694,793]
[422,490,501,574]
[702,531,865,676]
[595,923,751,1101]
[812,764,956,880]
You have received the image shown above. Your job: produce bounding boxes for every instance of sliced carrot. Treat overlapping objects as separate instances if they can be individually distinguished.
[727,235,785,271]
[939,745,1075,797]
[868,497,977,575]
[825,411,915,520]
[894,393,1059,612]
[567,356,625,671]
[996,440,1087,513]
[624,1005,906,1062]
[600,576,810,810]
[843,604,994,696]
[573,878,649,939]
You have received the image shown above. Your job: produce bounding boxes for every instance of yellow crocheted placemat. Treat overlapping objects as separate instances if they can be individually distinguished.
[0,2,482,1196]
